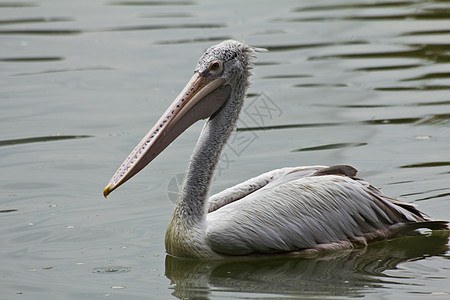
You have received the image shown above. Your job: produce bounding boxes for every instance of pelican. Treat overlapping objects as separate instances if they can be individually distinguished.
[103,40,448,259]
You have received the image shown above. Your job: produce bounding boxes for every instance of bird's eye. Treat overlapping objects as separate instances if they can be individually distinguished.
[211,62,220,70]
[209,60,223,75]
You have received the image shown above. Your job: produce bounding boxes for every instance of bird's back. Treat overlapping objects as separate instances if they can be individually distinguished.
[205,165,448,256]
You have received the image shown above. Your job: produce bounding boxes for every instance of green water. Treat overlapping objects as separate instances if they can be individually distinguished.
[1,0,449,299]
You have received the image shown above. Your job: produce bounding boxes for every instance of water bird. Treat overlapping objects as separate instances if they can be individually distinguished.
[103,40,448,258]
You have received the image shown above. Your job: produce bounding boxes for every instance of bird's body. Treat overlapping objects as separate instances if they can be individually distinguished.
[104,40,448,259]
[165,164,444,259]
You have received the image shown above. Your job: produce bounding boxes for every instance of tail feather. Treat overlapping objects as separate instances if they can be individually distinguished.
[415,220,449,231]
[396,220,449,236]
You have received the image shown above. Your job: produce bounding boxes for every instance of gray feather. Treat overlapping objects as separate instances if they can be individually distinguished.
[206,165,447,256]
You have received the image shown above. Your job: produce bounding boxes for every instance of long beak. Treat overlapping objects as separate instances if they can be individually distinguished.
[103,72,230,198]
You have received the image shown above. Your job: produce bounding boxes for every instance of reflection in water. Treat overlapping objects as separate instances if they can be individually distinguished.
[1,0,450,298]
[166,233,449,299]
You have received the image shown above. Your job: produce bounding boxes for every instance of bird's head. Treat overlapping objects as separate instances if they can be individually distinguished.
[103,40,264,197]
[195,40,259,87]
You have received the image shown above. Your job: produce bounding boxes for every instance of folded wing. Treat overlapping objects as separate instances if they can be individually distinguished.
[205,165,447,256]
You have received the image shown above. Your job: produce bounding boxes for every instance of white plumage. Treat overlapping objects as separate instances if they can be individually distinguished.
[104,40,448,259]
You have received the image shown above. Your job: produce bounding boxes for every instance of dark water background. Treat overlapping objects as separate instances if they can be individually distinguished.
[1,0,449,299]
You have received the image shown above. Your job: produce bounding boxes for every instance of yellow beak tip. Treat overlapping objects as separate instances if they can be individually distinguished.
[103,185,111,198]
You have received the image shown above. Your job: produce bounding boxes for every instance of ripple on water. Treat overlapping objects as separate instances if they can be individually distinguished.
[93,266,131,274]
[154,35,233,45]
[109,1,194,6]
[1,0,449,299]
[0,17,74,26]
[293,142,367,152]
[0,135,92,147]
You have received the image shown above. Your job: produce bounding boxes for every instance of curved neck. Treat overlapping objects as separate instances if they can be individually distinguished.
[176,77,249,225]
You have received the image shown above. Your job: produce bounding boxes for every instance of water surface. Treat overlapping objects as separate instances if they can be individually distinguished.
[1,0,449,299]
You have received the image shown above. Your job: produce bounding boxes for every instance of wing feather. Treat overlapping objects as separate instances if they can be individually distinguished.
[206,166,327,213]
[205,168,434,256]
